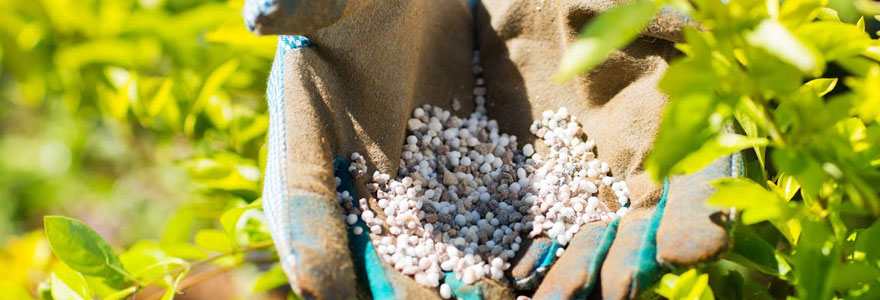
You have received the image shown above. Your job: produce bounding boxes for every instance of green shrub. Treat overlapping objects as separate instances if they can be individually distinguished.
[560,0,880,298]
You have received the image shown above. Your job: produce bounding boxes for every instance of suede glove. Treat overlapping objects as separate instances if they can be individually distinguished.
[247,0,526,299]
[475,1,739,299]
[247,0,737,299]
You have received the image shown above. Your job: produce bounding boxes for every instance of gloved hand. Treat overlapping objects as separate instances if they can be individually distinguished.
[474,1,741,299]
[246,0,524,299]
[246,0,740,299]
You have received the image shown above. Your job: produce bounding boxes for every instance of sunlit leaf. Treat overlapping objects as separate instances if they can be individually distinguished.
[160,267,190,300]
[746,19,820,74]
[554,1,658,82]
[43,216,131,283]
[102,286,138,300]
[194,229,233,253]
[670,133,768,176]
[803,78,838,96]
[709,178,794,224]
[794,221,838,300]
[221,201,262,236]
[252,263,287,293]
[646,93,722,181]
[50,265,91,300]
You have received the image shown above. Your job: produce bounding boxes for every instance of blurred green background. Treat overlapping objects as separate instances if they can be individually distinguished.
[0,0,280,297]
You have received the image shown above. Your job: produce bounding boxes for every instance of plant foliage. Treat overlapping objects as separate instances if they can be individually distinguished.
[559,0,880,298]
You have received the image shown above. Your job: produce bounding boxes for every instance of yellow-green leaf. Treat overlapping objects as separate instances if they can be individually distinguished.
[803,78,838,96]
[44,216,132,283]
[194,229,233,253]
[746,19,820,74]
[50,266,91,300]
[554,1,658,82]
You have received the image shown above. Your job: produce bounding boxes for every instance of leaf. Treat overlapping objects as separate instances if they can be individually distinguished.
[746,19,820,74]
[0,282,35,300]
[772,148,827,198]
[646,93,722,181]
[554,1,658,81]
[709,178,793,224]
[794,221,838,300]
[670,133,768,176]
[185,59,240,136]
[657,269,716,300]
[161,267,190,300]
[102,286,138,300]
[220,201,262,236]
[44,216,132,283]
[815,8,841,21]
[148,79,174,117]
[855,220,880,263]
[734,98,767,169]
[803,78,838,96]
[727,227,789,277]
[119,240,186,280]
[252,263,288,293]
[194,229,233,253]
[51,266,91,300]
[776,173,801,201]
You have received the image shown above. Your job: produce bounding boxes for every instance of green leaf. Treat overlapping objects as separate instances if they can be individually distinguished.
[803,78,838,96]
[554,1,658,81]
[253,264,288,293]
[670,133,768,176]
[794,221,838,300]
[119,240,186,280]
[160,267,190,300]
[779,0,826,27]
[709,178,793,224]
[746,19,821,74]
[795,21,872,62]
[855,220,880,264]
[658,269,715,300]
[221,201,262,236]
[102,287,138,300]
[727,227,789,277]
[44,216,132,283]
[815,8,841,21]
[775,173,801,201]
[832,263,880,290]
[51,266,91,300]
[0,282,35,300]
[646,93,722,181]
[185,59,240,136]
[772,148,827,198]
[194,229,233,253]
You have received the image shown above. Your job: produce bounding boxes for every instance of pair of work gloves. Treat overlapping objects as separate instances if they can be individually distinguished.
[245,0,742,299]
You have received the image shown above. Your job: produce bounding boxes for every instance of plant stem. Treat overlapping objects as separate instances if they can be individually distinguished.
[127,241,274,299]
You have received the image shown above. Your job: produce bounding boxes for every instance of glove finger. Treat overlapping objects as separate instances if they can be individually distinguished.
[445,272,517,300]
[263,38,359,299]
[243,0,346,35]
[656,154,742,266]
[598,210,661,300]
[532,221,615,300]
[509,237,560,291]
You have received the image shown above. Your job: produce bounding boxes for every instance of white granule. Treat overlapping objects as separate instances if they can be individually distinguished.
[333,53,630,294]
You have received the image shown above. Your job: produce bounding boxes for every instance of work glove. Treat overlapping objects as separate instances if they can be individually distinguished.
[246,0,741,299]
[475,1,742,299]
[245,1,524,299]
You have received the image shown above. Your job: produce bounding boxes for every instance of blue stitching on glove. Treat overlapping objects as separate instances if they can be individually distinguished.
[445,272,484,300]
[630,178,669,296]
[334,158,396,300]
[577,217,620,298]
[260,34,321,295]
